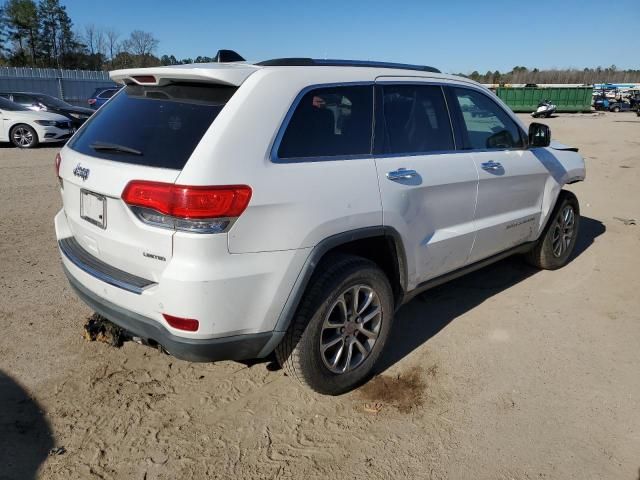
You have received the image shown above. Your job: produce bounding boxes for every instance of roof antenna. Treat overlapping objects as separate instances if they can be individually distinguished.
[213,50,245,63]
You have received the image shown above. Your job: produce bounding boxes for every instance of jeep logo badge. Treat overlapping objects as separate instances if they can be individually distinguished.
[73,163,90,181]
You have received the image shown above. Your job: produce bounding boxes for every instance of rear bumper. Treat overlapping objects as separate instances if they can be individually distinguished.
[64,265,279,362]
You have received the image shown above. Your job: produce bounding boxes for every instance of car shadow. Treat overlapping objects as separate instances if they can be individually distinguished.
[375,216,605,374]
[0,370,54,480]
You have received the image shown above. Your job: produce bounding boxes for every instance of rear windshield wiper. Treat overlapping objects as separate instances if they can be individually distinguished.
[90,141,143,156]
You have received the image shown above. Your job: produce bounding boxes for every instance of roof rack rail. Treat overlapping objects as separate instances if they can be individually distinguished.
[255,58,440,73]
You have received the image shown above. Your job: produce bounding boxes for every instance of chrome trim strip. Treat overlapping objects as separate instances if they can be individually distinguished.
[59,237,156,295]
[269,79,529,164]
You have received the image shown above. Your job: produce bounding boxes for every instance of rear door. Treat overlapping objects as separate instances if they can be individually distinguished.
[374,79,479,288]
[59,82,237,281]
[445,86,550,263]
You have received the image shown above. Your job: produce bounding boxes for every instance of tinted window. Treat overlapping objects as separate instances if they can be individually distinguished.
[11,94,35,105]
[451,87,523,150]
[99,89,117,99]
[277,85,373,159]
[68,83,236,169]
[36,94,71,108]
[380,84,454,154]
[0,97,29,111]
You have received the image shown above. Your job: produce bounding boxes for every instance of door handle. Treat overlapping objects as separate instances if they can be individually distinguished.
[387,168,418,181]
[481,161,503,171]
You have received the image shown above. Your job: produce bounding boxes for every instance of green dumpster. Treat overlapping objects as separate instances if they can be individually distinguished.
[496,86,593,113]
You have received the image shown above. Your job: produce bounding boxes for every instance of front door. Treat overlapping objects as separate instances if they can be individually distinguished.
[374,80,479,289]
[446,86,550,263]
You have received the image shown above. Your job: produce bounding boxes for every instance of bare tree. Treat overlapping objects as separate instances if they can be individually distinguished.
[122,30,158,57]
[105,28,120,62]
[83,23,96,55]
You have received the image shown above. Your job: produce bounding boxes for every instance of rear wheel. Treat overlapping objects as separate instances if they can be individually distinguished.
[10,124,39,148]
[612,106,620,113]
[276,255,394,395]
[526,191,580,270]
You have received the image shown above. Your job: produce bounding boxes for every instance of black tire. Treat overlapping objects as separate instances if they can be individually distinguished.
[526,191,580,270]
[10,124,39,148]
[613,106,620,113]
[275,254,394,395]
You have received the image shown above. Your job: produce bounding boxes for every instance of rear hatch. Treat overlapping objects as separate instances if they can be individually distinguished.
[59,80,239,281]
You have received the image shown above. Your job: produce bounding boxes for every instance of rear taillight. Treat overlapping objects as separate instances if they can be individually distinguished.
[55,153,63,188]
[121,181,252,233]
[88,98,96,105]
[163,314,199,332]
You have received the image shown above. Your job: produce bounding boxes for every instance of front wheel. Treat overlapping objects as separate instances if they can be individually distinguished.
[10,124,39,148]
[276,255,394,395]
[526,191,580,270]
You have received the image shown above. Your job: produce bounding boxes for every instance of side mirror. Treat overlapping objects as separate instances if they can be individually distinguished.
[528,122,551,147]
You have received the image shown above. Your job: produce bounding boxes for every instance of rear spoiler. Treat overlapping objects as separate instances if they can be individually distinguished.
[110,63,260,87]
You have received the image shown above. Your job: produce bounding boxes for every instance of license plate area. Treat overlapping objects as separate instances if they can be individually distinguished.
[80,189,107,229]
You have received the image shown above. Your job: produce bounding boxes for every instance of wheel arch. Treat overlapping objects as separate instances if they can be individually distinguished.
[261,227,407,356]
[537,187,578,241]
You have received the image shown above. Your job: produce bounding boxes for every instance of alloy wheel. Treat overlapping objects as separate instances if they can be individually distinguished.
[319,285,382,374]
[551,205,575,257]
[13,127,34,147]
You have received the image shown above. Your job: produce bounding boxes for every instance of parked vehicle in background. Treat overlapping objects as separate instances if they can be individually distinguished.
[593,95,609,111]
[0,97,71,148]
[608,101,633,112]
[88,87,121,109]
[55,56,586,394]
[0,92,94,130]
[532,99,557,118]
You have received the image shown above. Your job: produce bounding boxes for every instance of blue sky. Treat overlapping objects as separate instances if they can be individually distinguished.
[64,0,638,73]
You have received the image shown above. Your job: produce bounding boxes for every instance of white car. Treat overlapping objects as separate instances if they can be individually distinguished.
[55,57,586,394]
[0,97,72,148]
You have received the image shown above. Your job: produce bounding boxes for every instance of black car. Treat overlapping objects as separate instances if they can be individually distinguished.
[0,92,94,129]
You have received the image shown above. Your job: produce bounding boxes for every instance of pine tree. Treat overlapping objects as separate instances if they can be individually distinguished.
[56,2,78,67]
[4,0,39,65]
[0,6,9,60]
[38,0,59,66]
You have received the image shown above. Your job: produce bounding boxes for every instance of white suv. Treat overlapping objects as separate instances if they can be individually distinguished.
[55,57,585,394]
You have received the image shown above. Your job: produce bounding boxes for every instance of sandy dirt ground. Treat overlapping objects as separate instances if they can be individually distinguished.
[1,112,639,480]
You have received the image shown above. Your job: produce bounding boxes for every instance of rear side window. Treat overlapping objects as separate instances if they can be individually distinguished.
[450,87,524,150]
[69,83,236,169]
[11,93,34,105]
[277,85,373,160]
[99,89,117,99]
[379,84,454,154]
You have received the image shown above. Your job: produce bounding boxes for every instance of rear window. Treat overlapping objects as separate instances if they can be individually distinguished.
[277,85,373,160]
[69,83,236,169]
